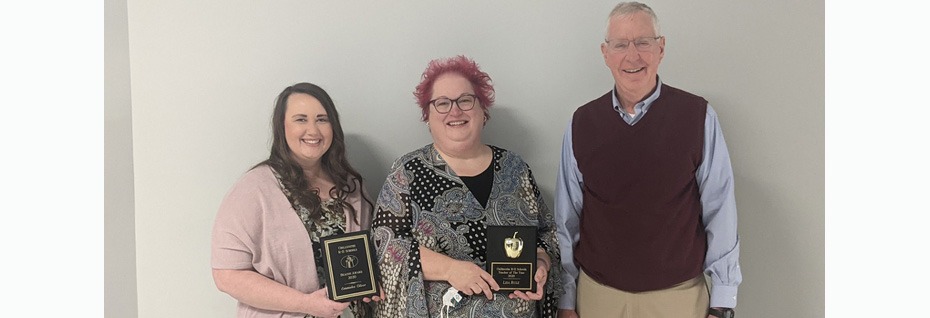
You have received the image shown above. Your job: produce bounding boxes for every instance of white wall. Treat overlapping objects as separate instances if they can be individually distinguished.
[115,0,823,316]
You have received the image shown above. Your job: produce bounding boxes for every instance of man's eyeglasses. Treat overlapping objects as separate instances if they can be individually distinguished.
[605,36,663,53]
[429,94,478,114]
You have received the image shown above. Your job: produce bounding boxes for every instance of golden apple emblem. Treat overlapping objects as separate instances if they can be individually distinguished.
[504,231,524,258]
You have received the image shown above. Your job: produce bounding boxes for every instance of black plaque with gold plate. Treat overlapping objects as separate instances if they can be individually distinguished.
[320,230,381,302]
[486,225,536,293]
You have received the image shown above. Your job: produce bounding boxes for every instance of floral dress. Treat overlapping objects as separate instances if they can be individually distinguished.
[371,144,562,318]
[272,169,373,318]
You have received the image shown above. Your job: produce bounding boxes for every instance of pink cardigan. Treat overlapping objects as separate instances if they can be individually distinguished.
[211,165,372,317]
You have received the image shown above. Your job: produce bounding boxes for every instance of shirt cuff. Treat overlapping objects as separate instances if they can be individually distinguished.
[709,284,738,308]
[558,283,577,309]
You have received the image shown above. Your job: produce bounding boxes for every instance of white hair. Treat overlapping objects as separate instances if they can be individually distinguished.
[605,2,661,40]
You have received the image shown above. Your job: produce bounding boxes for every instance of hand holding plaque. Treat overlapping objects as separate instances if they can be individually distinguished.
[486,225,537,293]
[320,230,381,302]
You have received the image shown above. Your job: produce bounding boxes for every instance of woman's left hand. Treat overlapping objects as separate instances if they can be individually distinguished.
[361,287,385,303]
[509,255,548,301]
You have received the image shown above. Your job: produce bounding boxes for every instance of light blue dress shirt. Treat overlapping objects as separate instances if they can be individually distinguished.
[555,81,742,309]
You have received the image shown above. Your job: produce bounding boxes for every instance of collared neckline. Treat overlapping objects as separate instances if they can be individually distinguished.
[611,76,663,124]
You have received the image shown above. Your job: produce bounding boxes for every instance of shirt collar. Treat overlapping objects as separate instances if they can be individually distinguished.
[611,76,663,114]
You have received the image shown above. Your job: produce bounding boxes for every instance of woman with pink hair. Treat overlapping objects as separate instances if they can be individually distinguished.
[371,56,562,318]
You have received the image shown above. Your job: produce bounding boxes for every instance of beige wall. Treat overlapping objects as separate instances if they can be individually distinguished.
[106,0,824,316]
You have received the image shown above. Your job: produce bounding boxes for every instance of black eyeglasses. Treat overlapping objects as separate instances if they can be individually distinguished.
[429,94,478,114]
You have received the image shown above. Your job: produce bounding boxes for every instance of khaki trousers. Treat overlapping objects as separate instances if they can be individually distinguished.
[577,270,709,318]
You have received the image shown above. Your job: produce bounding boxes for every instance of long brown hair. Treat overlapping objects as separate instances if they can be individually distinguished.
[255,82,372,223]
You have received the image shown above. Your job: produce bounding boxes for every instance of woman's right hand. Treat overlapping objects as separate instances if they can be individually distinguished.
[445,259,500,300]
[304,288,350,318]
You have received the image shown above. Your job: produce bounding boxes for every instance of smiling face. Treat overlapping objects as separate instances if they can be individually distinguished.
[601,11,665,104]
[427,73,484,152]
[283,93,333,169]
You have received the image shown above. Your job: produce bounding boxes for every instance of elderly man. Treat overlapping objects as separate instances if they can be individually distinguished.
[555,2,742,318]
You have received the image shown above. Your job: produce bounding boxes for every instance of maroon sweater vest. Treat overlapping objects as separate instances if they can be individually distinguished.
[571,84,708,292]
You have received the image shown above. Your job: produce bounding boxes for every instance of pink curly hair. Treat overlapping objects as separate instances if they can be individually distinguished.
[413,55,495,122]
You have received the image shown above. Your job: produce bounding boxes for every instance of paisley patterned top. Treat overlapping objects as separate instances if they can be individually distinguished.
[371,144,562,318]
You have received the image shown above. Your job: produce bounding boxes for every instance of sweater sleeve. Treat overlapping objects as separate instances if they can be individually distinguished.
[211,170,266,270]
